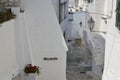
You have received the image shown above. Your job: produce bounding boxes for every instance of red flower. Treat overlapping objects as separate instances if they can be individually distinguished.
[27,64,32,67]
[33,66,37,68]
[24,64,40,75]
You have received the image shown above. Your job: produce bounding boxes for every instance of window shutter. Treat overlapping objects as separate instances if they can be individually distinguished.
[116,0,120,29]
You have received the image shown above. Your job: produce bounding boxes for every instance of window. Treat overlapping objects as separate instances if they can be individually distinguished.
[116,0,120,30]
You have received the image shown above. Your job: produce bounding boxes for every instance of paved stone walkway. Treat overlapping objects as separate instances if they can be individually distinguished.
[67,71,93,80]
[66,39,100,80]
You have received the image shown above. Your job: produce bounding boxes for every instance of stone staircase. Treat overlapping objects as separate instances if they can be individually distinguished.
[67,71,93,80]
[67,39,92,66]
[67,39,96,80]
[92,33,105,66]
[66,32,105,80]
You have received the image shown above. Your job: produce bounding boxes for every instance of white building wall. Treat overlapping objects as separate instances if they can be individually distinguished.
[71,11,91,39]
[0,20,19,80]
[71,12,85,39]
[12,7,26,70]
[87,0,106,31]
[102,0,120,80]
[20,0,67,80]
[103,33,120,80]
[87,0,118,73]
[51,0,59,19]
[90,0,120,79]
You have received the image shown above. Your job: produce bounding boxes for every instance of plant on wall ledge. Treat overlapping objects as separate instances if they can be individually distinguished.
[24,64,40,75]
[79,7,83,11]
[0,8,16,24]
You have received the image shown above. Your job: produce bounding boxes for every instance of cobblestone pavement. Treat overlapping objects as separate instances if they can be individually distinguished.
[66,71,93,80]
[66,39,96,80]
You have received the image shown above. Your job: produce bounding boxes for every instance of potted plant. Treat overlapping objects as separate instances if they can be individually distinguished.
[0,8,16,24]
[79,7,83,11]
[24,64,40,80]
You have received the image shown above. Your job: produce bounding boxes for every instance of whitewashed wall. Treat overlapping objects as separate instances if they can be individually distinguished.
[102,0,120,80]
[87,0,106,31]
[0,20,19,80]
[20,0,67,80]
[71,11,91,39]
[81,0,120,80]
[51,0,60,19]
[60,14,73,41]
[71,12,84,39]
[103,33,120,80]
